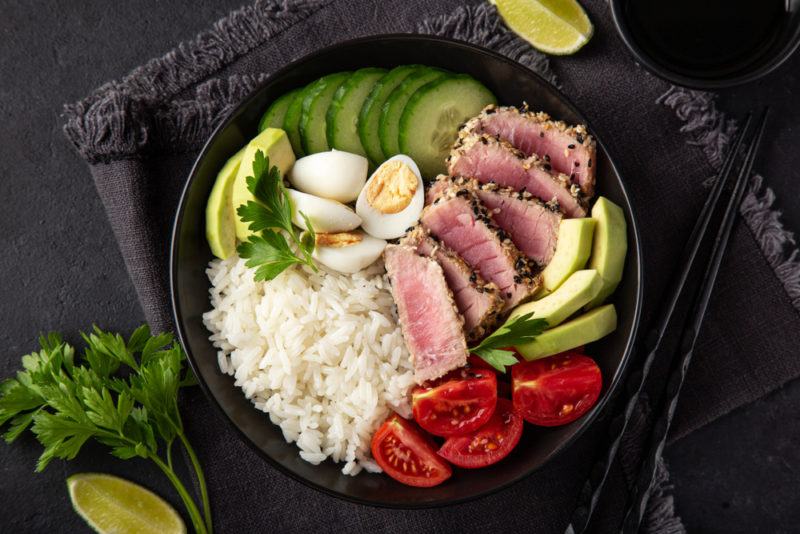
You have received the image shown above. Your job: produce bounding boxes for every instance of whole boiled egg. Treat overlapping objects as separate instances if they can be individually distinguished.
[355,155,424,239]
[287,189,361,233]
[289,150,368,203]
[311,231,387,274]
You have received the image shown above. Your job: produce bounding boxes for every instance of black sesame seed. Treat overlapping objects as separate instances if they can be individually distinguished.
[588,158,592,168]
[480,137,488,145]
[576,134,584,143]
[574,161,580,167]
[539,132,545,138]
[567,143,576,149]
[544,154,551,162]
[514,275,522,283]
[543,163,552,171]
[506,292,512,299]
[485,107,496,114]
[469,273,477,283]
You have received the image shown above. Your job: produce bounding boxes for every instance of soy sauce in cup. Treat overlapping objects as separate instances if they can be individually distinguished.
[611,0,800,88]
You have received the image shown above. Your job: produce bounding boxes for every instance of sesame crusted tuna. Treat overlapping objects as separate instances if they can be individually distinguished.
[402,226,503,341]
[420,184,540,311]
[384,245,468,384]
[429,176,562,266]
[448,133,587,217]
[461,105,597,196]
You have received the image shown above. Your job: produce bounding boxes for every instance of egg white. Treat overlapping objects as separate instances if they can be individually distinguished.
[289,150,368,203]
[312,232,387,274]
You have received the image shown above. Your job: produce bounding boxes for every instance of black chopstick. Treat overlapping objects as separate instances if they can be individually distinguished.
[620,108,769,534]
[564,111,756,534]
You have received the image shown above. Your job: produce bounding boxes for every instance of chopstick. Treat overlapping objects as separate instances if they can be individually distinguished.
[564,109,765,534]
[620,108,769,533]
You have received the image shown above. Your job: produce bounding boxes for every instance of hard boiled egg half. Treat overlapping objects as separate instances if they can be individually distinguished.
[311,231,387,274]
[287,189,361,233]
[356,155,424,239]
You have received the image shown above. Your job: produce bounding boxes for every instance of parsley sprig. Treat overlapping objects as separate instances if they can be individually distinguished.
[236,150,317,281]
[0,326,212,534]
[469,312,548,372]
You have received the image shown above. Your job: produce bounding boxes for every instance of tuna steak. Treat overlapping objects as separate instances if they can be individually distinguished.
[384,245,468,384]
[402,226,503,341]
[421,185,540,310]
[429,176,562,266]
[461,105,597,196]
[448,133,587,217]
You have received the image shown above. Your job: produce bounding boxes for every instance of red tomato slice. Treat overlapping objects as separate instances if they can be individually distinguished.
[512,351,602,427]
[412,368,497,437]
[437,398,523,468]
[371,414,452,487]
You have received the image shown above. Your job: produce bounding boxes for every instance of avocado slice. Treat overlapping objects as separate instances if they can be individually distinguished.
[511,270,603,328]
[516,304,617,361]
[206,148,245,259]
[585,197,628,309]
[231,128,296,241]
[538,218,596,297]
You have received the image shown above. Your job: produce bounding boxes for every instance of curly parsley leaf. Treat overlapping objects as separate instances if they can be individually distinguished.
[469,312,548,373]
[235,150,317,281]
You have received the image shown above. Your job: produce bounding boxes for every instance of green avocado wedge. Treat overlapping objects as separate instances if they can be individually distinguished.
[206,148,245,259]
[538,218,596,297]
[326,67,387,157]
[299,71,351,155]
[510,269,603,328]
[358,65,422,165]
[258,89,300,132]
[379,67,448,159]
[231,128,296,241]
[516,304,618,361]
[585,197,628,309]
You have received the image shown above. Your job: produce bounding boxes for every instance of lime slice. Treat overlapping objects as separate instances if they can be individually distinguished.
[490,0,593,55]
[68,473,186,534]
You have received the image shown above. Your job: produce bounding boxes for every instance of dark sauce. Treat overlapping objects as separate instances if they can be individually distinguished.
[625,0,790,79]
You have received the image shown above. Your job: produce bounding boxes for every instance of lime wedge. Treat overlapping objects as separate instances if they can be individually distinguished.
[490,0,594,55]
[68,473,186,534]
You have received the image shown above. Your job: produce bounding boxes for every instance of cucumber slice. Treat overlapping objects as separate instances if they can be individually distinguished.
[299,71,351,155]
[358,65,421,164]
[399,75,496,178]
[283,87,311,157]
[379,67,448,159]
[326,68,387,157]
[258,89,300,132]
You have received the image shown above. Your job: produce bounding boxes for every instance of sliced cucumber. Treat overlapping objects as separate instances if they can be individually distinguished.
[299,71,351,155]
[326,68,387,157]
[258,89,300,132]
[379,67,448,159]
[283,87,311,157]
[399,75,496,178]
[358,65,422,165]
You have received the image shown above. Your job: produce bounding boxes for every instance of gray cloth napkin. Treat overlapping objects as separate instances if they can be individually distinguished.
[63,1,800,532]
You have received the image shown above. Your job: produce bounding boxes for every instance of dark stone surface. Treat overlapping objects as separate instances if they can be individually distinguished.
[0,1,797,532]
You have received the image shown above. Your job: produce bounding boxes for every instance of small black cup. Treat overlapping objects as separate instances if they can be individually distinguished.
[610,0,800,89]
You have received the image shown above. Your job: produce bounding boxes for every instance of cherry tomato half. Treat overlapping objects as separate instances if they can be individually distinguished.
[437,398,523,468]
[412,368,497,437]
[512,351,602,427]
[371,414,452,487]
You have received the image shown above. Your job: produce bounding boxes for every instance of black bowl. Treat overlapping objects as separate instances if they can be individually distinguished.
[170,34,643,508]
[610,0,800,89]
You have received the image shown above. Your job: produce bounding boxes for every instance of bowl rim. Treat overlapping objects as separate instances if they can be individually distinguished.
[170,33,644,509]
[608,0,800,89]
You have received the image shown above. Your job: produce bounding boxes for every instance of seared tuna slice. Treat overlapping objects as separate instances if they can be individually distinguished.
[430,176,562,265]
[384,245,468,384]
[421,186,540,311]
[402,226,503,341]
[461,105,597,196]
[448,133,587,217]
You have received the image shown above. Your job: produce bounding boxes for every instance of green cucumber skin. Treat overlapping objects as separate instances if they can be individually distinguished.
[378,68,449,159]
[326,68,387,157]
[283,87,311,157]
[358,65,422,165]
[399,74,497,178]
[258,89,300,133]
[299,72,351,155]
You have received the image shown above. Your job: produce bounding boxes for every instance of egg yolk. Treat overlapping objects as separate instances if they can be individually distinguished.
[365,161,418,214]
[316,231,363,248]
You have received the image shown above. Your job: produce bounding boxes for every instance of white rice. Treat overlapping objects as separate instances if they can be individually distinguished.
[202,255,414,475]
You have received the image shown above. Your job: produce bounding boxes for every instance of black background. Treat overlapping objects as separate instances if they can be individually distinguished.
[2,1,799,532]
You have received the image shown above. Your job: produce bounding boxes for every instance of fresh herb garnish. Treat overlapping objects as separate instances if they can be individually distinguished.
[0,326,213,534]
[236,150,316,281]
[469,312,548,372]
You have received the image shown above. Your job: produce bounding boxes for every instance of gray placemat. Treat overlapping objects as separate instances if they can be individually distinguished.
[62,1,800,532]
